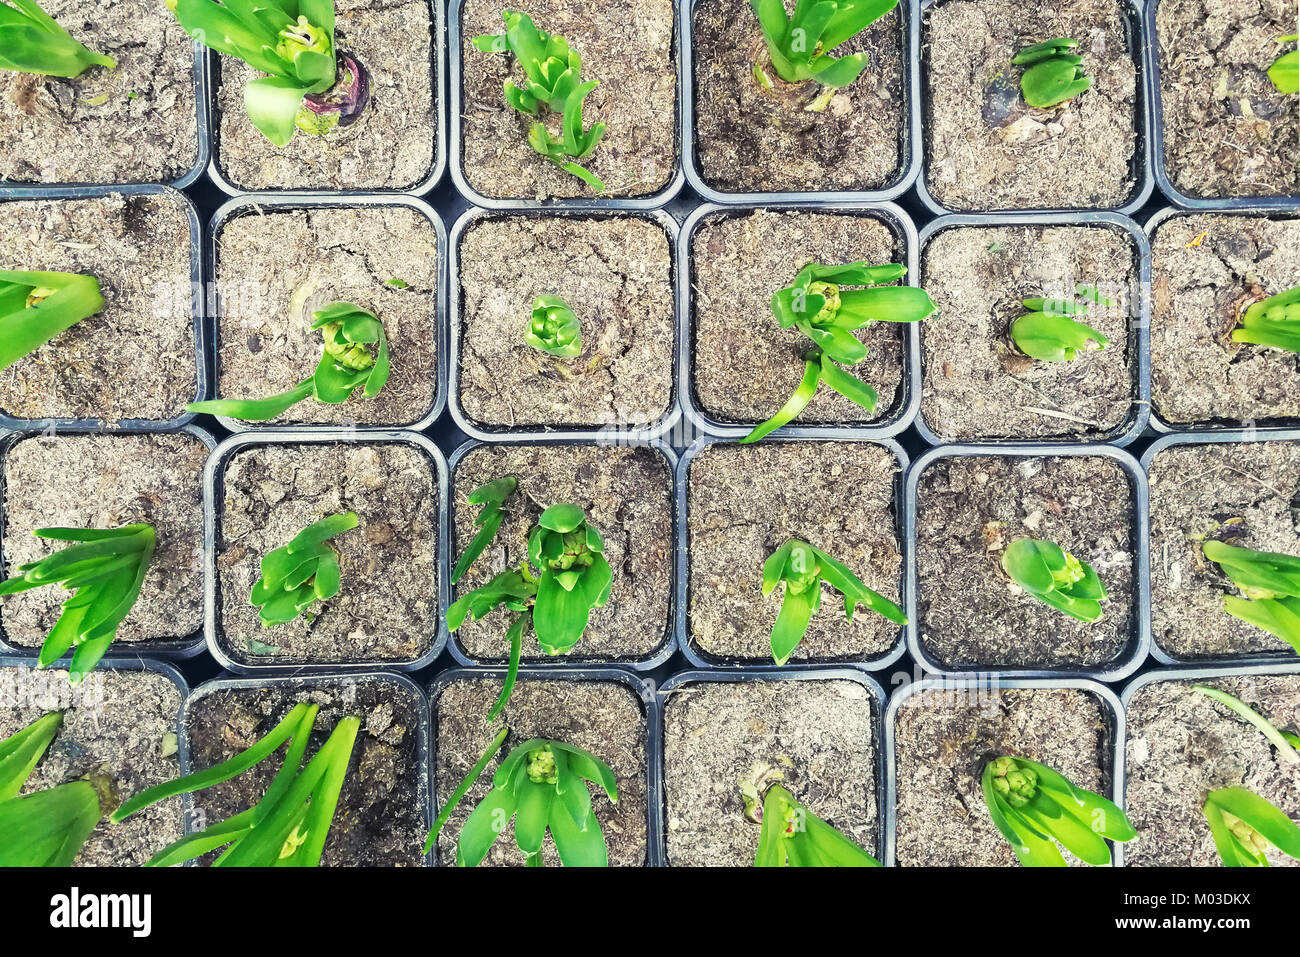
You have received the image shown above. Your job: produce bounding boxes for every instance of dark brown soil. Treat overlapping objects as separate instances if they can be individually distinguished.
[1125,674,1300,866]
[1148,440,1300,659]
[214,206,439,428]
[924,0,1138,210]
[692,0,905,193]
[0,192,196,423]
[432,676,648,866]
[457,215,674,430]
[688,442,903,663]
[1156,0,1299,200]
[690,209,905,425]
[893,685,1112,865]
[452,444,673,662]
[3,433,207,648]
[915,454,1136,669]
[460,0,677,199]
[0,665,183,866]
[214,0,436,190]
[663,677,879,866]
[216,442,438,665]
[186,678,426,866]
[1150,213,1300,426]
[920,223,1139,441]
[0,0,197,184]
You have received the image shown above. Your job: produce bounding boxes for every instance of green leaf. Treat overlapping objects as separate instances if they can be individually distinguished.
[486,615,527,722]
[512,778,553,856]
[1001,538,1060,594]
[244,75,310,147]
[548,741,618,803]
[425,727,508,856]
[186,378,315,420]
[753,787,788,866]
[740,357,821,444]
[1207,787,1300,862]
[816,354,879,412]
[0,18,115,78]
[770,586,817,666]
[807,51,866,88]
[0,712,62,802]
[0,781,100,866]
[533,569,595,654]
[762,541,796,596]
[172,0,290,77]
[538,503,585,534]
[0,271,105,372]
[548,788,608,866]
[1193,686,1300,764]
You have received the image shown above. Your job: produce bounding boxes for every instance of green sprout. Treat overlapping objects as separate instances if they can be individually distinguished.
[0,524,156,683]
[749,0,899,112]
[1010,283,1112,363]
[426,731,617,867]
[1013,38,1092,108]
[448,494,612,720]
[1202,540,1300,653]
[168,0,370,147]
[0,0,115,78]
[982,756,1136,866]
[750,782,879,866]
[1269,35,1298,94]
[1001,537,1107,623]
[0,270,105,373]
[1230,285,1300,354]
[1192,685,1300,763]
[742,262,936,443]
[188,301,389,421]
[111,702,358,867]
[451,478,516,586]
[525,294,582,357]
[1204,787,1300,867]
[0,713,100,867]
[762,539,905,666]
[474,10,606,191]
[250,512,358,626]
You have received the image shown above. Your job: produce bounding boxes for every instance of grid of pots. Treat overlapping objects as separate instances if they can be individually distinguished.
[0,0,1298,868]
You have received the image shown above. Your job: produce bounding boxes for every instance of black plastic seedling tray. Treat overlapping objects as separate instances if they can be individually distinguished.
[1,0,1298,868]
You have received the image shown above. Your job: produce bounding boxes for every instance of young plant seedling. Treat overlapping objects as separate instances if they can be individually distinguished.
[748,781,879,866]
[448,493,612,719]
[1001,537,1107,623]
[1014,38,1092,108]
[111,702,358,866]
[762,538,905,666]
[982,755,1136,866]
[0,712,101,866]
[1202,540,1300,654]
[749,0,899,112]
[1230,285,1300,354]
[427,732,618,867]
[742,261,936,443]
[1010,283,1112,362]
[1269,35,1299,94]
[0,0,115,77]
[452,478,517,586]
[188,301,389,421]
[1204,787,1300,866]
[0,270,105,373]
[168,0,369,146]
[525,294,582,357]
[250,511,358,626]
[474,11,607,190]
[1192,685,1300,763]
[0,524,156,683]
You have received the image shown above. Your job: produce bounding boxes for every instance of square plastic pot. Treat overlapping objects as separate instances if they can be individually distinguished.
[1117,661,1300,866]
[449,0,684,210]
[1141,428,1300,667]
[885,674,1125,865]
[205,193,448,435]
[444,436,679,671]
[0,184,209,434]
[447,205,683,443]
[428,665,660,866]
[679,0,921,204]
[1145,0,1300,211]
[903,442,1151,682]
[202,429,449,673]
[913,210,1152,447]
[655,666,887,867]
[1145,205,1300,435]
[202,1,446,197]
[0,423,216,663]
[677,201,922,443]
[674,433,910,671]
[182,669,433,866]
[914,0,1154,216]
